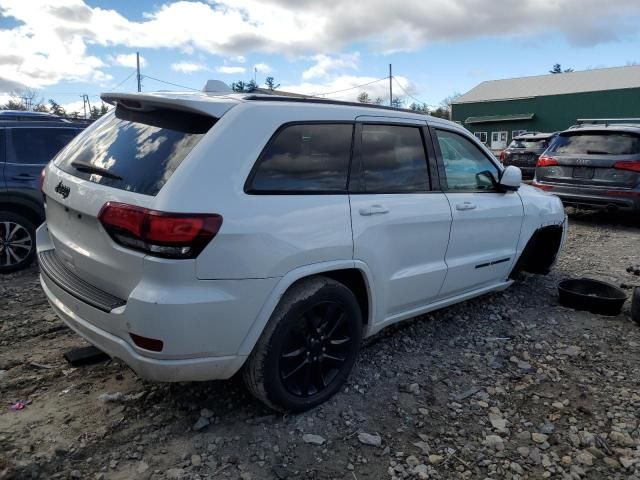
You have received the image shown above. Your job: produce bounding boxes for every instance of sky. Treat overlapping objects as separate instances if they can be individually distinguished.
[1,0,640,115]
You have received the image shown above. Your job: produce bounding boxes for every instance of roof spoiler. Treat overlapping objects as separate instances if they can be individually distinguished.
[100,92,237,118]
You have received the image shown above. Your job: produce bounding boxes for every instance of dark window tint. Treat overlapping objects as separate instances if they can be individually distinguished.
[509,139,550,150]
[55,107,215,196]
[7,128,79,164]
[436,129,499,191]
[548,132,640,155]
[360,124,429,192]
[249,123,353,192]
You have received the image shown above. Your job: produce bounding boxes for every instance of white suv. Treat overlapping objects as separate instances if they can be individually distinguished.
[37,91,566,411]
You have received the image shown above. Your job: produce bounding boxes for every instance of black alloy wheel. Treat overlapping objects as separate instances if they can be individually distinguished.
[243,277,362,412]
[279,301,353,397]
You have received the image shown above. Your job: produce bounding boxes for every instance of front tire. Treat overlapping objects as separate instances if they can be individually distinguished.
[0,211,36,274]
[243,276,362,412]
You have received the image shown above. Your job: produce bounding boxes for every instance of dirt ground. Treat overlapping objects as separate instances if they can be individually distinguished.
[1,209,640,480]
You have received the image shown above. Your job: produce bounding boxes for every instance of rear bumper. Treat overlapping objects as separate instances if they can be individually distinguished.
[36,223,279,382]
[532,182,640,213]
[41,274,246,381]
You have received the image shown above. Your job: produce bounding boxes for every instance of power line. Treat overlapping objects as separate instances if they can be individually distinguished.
[142,75,200,91]
[111,71,136,90]
[311,77,388,97]
[392,76,428,105]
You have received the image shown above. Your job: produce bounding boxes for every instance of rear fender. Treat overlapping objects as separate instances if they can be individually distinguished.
[236,260,376,356]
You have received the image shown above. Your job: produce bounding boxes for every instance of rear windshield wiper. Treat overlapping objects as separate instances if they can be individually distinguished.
[71,161,123,180]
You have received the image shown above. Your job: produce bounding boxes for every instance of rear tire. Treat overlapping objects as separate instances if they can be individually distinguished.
[243,276,362,412]
[0,211,36,274]
[632,287,640,326]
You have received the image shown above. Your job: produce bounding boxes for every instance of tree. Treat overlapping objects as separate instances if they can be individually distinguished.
[549,63,574,74]
[390,97,405,109]
[409,102,429,114]
[357,91,371,104]
[430,106,449,119]
[99,103,109,116]
[265,77,280,90]
[373,97,384,105]
[48,99,66,117]
[231,79,257,93]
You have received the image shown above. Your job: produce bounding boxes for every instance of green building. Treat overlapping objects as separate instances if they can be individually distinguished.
[451,65,640,151]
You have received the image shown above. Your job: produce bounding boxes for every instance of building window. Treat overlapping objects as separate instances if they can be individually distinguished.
[474,131,488,144]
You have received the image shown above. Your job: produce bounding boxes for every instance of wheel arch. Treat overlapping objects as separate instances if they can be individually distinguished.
[510,223,565,278]
[236,260,375,356]
[0,199,44,227]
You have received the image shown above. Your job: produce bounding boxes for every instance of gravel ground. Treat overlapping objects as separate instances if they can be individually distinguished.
[1,210,640,480]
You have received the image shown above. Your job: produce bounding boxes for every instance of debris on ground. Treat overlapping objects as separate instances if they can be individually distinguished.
[1,210,639,479]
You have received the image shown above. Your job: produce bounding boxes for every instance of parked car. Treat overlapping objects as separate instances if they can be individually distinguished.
[533,124,640,213]
[37,91,567,411]
[0,118,83,273]
[500,132,557,180]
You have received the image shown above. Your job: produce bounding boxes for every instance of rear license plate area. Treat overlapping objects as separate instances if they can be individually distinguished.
[573,167,595,179]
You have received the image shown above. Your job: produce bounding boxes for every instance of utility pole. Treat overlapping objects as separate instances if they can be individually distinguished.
[389,64,393,107]
[136,51,142,92]
[81,95,87,119]
[254,67,257,83]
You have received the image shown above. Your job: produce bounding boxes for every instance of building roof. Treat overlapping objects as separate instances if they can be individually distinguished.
[454,65,640,104]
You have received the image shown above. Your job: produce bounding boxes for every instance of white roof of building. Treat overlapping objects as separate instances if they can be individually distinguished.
[454,65,640,104]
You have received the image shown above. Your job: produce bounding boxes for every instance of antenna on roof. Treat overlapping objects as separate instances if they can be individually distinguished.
[202,80,233,94]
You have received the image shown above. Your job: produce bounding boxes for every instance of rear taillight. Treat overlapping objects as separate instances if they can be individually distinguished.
[40,168,46,193]
[537,155,558,167]
[499,150,506,162]
[98,202,222,259]
[613,161,640,172]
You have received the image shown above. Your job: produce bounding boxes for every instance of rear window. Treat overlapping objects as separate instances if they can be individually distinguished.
[509,139,550,150]
[548,132,640,156]
[8,127,80,165]
[54,106,216,196]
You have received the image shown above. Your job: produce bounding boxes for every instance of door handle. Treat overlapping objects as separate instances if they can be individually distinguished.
[456,202,477,211]
[11,174,36,181]
[359,205,390,216]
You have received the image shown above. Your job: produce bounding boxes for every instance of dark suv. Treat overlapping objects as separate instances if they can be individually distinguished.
[1,119,83,272]
[533,124,640,214]
[500,132,557,180]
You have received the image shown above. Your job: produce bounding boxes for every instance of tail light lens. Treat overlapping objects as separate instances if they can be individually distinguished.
[537,155,558,167]
[98,202,222,259]
[613,161,640,172]
[499,150,506,162]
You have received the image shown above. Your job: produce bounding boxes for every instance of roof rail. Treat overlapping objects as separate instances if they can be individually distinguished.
[243,94,428,116]
[576,118,640,126]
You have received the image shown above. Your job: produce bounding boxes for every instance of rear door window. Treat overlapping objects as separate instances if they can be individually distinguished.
[54,107,216,196]
[358,124,430,193]
[247,123,353,193]
[7,128,79,165]
[548,132,640,155]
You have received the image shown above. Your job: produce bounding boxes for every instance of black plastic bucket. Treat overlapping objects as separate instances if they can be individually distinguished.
[558,278,627,316]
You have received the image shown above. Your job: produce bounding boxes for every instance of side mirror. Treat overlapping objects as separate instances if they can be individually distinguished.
[499,165,522,191]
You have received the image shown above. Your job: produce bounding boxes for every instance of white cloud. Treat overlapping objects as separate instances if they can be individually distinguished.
[110,53,146,68]
[283,74,417,104]
[216,65,246,74]
[253,63,272,74]
[0,0,639,92]
[172,62,207,73]
[232,55,246,64]
[302,53,359,80]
